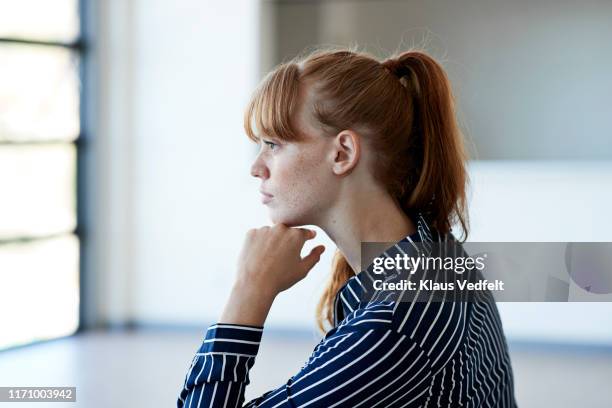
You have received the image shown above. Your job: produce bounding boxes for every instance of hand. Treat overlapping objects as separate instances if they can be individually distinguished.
[235,224,326,297]
[219,225,325,327]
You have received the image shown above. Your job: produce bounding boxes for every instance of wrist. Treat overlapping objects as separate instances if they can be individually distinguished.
[218,281,276,327]
[232,278,277,301]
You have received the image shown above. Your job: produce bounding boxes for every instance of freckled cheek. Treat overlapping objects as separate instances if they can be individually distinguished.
[277,155,321,206]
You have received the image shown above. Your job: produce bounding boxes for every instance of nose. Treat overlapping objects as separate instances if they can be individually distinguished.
[250,154,269,179]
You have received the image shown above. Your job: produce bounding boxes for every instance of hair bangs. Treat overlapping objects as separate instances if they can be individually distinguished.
[244,63,303,143]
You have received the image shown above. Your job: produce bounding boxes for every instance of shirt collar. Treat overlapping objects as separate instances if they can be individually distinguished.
[333,212,436,325]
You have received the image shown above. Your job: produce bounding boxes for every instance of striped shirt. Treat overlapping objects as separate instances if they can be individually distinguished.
[178,214,517,407]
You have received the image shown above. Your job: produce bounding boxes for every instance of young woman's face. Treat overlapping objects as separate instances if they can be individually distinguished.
[250,128,337,227]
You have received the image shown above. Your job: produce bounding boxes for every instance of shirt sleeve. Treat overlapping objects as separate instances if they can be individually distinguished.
[177,321,433,408]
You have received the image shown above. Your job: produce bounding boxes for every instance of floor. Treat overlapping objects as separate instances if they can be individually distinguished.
[1,329,611,407]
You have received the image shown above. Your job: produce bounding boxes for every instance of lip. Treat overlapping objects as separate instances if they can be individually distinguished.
[260,190,274,204]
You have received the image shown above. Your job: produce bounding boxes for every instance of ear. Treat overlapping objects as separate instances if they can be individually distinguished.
[331,130,361,176]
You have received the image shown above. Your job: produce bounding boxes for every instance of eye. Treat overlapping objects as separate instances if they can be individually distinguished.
[263,140,278,151]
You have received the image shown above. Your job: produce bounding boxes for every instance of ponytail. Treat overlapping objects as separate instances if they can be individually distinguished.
[315,249,354,333]
[382,51,469,238]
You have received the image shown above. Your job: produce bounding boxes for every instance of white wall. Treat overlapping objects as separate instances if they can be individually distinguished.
[88,1,612,345]
[129,0,262,325]
[86,0,266,327]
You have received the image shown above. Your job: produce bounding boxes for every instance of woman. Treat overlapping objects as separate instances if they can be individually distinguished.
[177,48,517,407]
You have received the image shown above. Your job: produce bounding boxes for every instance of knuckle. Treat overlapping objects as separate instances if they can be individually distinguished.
[272,224,286,233]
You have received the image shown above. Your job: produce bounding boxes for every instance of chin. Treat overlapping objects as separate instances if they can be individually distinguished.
[268,208,311,227]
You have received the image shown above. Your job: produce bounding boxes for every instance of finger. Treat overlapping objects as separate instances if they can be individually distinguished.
[295,228,317,241]
[301,245,326,272]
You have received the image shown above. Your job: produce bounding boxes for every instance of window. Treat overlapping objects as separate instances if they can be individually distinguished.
[0,0,83,350]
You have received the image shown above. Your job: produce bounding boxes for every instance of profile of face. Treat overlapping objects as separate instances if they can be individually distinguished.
[250,120,338,227]
[249,87,362,227]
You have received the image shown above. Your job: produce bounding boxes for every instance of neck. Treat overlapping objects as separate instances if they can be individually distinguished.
[318,192,416,275]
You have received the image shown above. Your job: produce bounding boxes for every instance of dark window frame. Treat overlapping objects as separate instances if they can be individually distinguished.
[0,0,88,351]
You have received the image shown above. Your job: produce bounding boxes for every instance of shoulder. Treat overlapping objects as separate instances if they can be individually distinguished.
[337,300,397,332]
[323,300,434,370]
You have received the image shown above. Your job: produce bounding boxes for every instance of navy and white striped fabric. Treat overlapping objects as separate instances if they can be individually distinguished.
[178,214,517,407]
